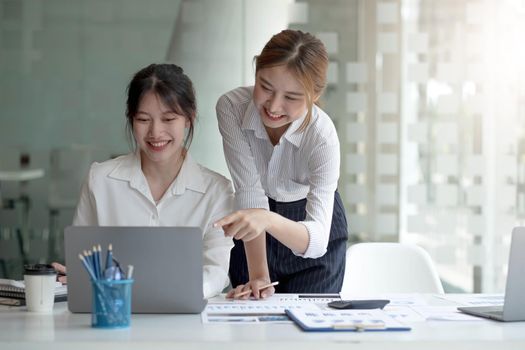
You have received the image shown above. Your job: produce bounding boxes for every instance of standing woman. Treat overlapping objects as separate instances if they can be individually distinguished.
[215,30,348,298]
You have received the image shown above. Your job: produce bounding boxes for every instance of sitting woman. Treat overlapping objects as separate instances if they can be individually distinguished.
[53,63,234,298]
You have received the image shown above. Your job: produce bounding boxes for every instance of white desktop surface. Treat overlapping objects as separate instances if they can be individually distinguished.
[0,168,45,182]
[1,294,524,350]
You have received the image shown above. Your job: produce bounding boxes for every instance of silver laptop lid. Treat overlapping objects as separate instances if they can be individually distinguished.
[503,227,525,321]
[64,226,206,314]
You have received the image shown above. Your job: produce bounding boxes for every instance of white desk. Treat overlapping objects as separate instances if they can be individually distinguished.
[0,169,45,182]
[1,294,524,350]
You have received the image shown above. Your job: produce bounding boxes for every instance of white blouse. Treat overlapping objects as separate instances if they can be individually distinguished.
[216,86,341,259]
[73,152,234,299]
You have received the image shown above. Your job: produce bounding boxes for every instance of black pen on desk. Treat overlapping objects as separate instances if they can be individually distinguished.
[233,281,279,298]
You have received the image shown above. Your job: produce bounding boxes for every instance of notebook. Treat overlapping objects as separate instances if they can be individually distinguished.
[64,226,207,314]
[458,227,525,321]
[0,279,67,306]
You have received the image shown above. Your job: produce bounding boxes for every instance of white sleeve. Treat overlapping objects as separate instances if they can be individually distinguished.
[296,138,340,259]
[72,164,98,226]
[216,93,269,210]
[202,179,235,298]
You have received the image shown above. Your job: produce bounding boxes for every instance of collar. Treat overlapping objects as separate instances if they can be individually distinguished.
[241,98,307,148]
[169,153,207,195]
[107,152,147,195]
[282,110,307,147]
[241,100,268,140]
[108,152,206,198]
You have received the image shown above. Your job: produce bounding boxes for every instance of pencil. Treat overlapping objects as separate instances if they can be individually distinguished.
[79,254,108,315]
[105,243,113,271]
[97,244,102,277]
[78,254,97,281]
[233,281,279,298]
[91,245,100,279]
[84,250,94,276]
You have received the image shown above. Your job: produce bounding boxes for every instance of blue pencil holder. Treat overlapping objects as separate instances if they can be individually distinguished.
[91,279,133,329]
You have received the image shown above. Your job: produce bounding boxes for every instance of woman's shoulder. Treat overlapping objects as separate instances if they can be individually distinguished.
[184,156,232,195]
[193,163,233,192]
[85,153,134,181]
[216,86,253,109]
[305,105,338,142]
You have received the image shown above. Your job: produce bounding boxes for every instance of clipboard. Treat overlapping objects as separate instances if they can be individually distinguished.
[285,308,411,332]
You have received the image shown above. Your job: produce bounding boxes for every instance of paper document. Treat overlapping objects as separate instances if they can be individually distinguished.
[410,306,484,321]
[383,305,427,323]
[203,294,338,324]
[434,294,504,306]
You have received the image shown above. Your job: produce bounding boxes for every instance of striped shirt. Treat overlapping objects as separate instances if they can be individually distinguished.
[216,86,341,258]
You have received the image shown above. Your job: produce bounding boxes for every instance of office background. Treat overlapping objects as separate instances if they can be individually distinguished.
[0,0,524,294]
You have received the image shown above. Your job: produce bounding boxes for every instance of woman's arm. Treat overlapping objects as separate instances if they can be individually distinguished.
[216,208,310,254]
[296,139,340,258]
[216,90,274,298]
[225,234,274,300]
[53,163,98,282]
[216,90,268,210]
[217,139,340,258]
[202,180,235,299]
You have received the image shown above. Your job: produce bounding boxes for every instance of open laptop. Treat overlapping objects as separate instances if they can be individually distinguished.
[458,227,525,321]
[64,226,207,314]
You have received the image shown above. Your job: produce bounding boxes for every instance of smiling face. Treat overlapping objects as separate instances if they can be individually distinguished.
[132,91,190,167]
[253,65,309,140]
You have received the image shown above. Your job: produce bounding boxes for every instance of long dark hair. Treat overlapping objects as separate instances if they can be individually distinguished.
[125,63,196,149]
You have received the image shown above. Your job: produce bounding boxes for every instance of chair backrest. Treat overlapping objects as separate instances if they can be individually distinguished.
[48,145,99,209]
[341,242,444,295]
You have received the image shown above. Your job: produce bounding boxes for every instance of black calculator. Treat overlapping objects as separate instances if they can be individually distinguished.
[328,299,390,310]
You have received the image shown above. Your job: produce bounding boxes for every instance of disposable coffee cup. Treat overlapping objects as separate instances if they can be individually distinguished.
[24,264,57,313]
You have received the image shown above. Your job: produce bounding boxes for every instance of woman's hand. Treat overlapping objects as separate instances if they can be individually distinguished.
[51,262,67,284]
[214,209,271,242]
[226,278,276,300]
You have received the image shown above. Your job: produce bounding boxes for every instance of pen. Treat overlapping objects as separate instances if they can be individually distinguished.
[105,243,113,271]
[233,281,279,298]
[126,265,134,279]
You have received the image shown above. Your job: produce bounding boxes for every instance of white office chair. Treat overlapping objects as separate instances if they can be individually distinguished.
[341,242,444,295]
